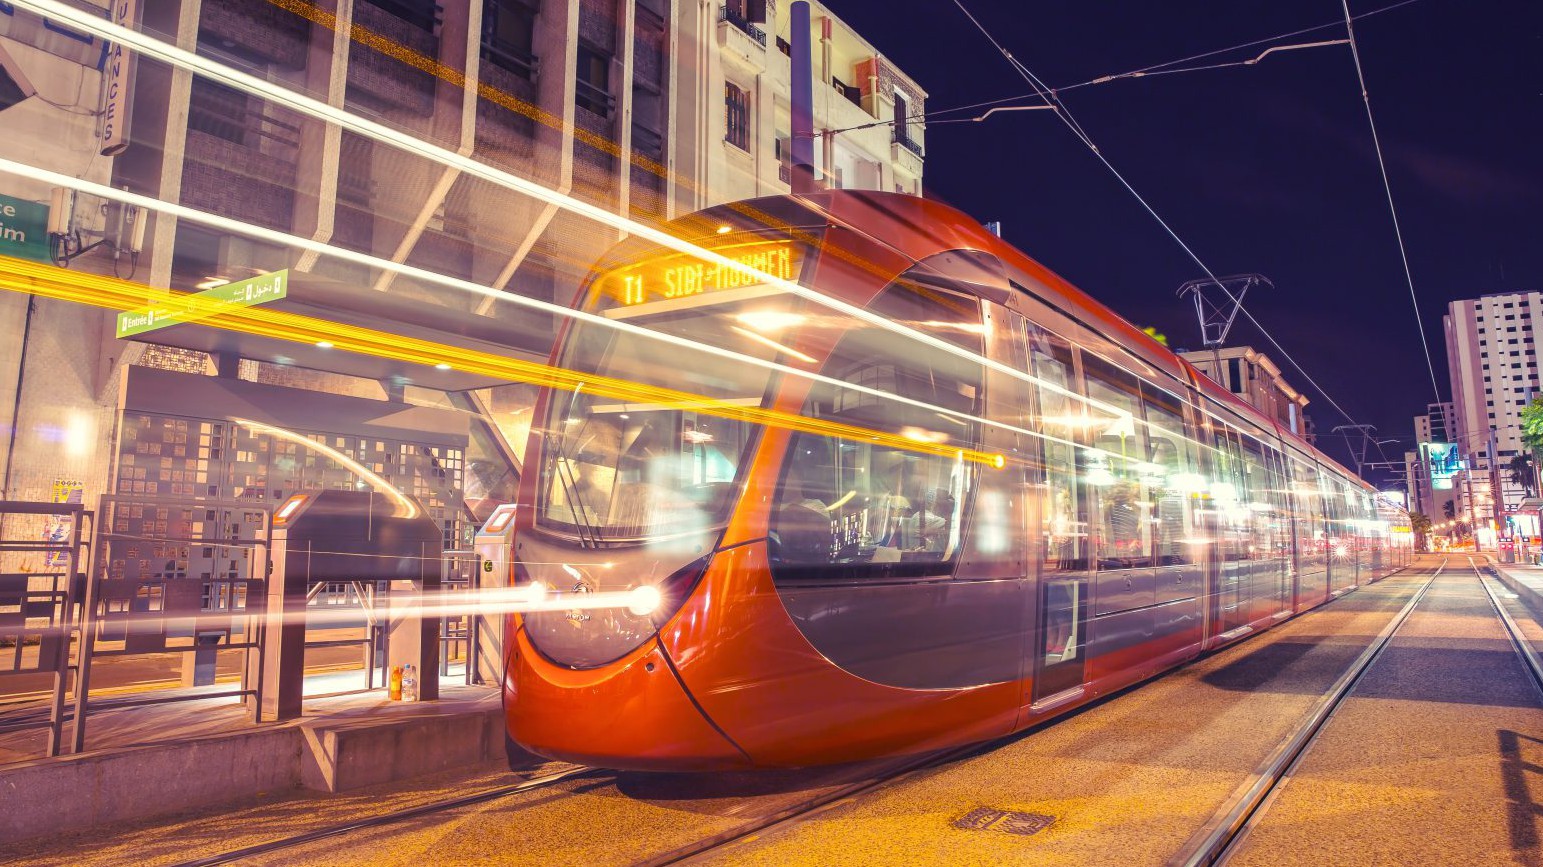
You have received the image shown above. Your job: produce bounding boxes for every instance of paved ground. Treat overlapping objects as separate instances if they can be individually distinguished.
[692,562,1435,867]
[1226,558,1543,867]
[13,556,1525,867]
[2,560,1432,867]
[0,628,457,763]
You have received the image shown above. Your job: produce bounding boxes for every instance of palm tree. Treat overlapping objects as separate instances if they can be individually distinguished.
[1509,453,1538,497]
[1443,500,1456,520]
[1409,512,1433,551]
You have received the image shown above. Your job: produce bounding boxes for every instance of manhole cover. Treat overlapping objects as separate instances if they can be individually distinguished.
[953,807,1055,836]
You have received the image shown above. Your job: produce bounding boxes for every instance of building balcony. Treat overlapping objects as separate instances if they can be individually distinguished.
[199,0,309,70]
[893,130,924,159]
[831,76,863,110]
[360,0,440,33]
[890,134,925,175]
[717,5,767,72]
[346,0,440,117]
[720,5,766,46]
[480,38,539,83]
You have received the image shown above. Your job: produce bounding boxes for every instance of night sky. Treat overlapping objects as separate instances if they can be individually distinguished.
[828,0,1542,483]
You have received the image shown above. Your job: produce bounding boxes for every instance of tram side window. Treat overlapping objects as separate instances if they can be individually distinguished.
[1142,385,1197,566]
[1294,460,1326,561]
[1210,427,1251,563]
[1083,358,1150,569]
[1322,477,1345,556]
[1240,437,1280,560]
[769,273,985,580]
[1028,327,1087,572]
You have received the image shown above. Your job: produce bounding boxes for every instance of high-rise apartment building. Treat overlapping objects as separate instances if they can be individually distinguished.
[1443,291,1541,529]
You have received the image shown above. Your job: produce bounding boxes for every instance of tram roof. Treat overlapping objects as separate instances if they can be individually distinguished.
[679,190,1371,492]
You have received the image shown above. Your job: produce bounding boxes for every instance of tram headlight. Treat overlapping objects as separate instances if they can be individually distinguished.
[627,584,663,616]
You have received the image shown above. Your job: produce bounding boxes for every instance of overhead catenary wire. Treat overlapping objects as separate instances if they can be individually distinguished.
[1339,0,1444,406]
[818,0,1421,139]
[945,0,1376,447]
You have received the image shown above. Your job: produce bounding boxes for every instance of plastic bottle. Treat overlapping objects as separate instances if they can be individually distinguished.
[388,665,403,700]
[402,664,418,702]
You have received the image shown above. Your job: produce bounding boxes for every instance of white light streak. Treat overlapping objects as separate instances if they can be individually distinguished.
[734,310,807,333]
[728,325,818,364]
[233,418,419,518]
[8,0,1132,425]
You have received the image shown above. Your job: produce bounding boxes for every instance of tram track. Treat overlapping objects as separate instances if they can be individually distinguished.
[1168,558,1445,867]
[1474,559,1543,700]
[164,764,604,867]
[644,566,1440,866]
[158,561,1447,867]
[631,745,986,866]
[1171,554,1543,867]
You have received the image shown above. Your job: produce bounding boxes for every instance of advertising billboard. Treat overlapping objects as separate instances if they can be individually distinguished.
[1425,442,1462,490]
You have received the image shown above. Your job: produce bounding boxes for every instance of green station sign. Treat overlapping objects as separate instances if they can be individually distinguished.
[117,270,289,338]
[0,193,52,263]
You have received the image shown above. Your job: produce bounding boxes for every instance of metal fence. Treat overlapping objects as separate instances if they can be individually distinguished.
[0,500,92,756]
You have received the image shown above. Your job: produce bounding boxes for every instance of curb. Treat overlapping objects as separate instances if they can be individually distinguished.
[0,704,505,842]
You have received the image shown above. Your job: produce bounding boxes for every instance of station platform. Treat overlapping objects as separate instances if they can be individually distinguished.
[1495,558,1543,618]
[0,665,513,843]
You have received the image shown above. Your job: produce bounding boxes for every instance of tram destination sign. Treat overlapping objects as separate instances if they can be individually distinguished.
[116,270,288,338]
[602,241,801,307]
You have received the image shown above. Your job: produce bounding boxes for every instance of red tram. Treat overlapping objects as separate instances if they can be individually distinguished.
[497,191,1410,770]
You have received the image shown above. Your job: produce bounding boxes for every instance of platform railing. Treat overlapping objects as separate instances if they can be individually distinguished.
[74,494,273,751]
[0,499,91,756]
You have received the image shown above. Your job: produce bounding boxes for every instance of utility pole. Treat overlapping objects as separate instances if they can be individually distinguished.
[1488,428,1507,560]
[1464,457,1482,553]
[789,0,817,194]
[1331,424,1378,478]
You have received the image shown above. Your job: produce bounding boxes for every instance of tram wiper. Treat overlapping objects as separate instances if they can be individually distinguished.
[552,428,603,549]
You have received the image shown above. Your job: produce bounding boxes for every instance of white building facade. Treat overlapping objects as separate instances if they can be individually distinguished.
[1443,291,1542,537]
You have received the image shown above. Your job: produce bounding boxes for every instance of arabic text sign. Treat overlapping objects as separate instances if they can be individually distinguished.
[116,270,288,338]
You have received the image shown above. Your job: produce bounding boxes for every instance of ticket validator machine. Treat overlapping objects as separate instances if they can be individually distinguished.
[471,504,518,685]
[254,489,443,721]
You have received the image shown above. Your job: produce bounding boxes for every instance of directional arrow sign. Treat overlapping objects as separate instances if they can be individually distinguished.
[116,270,288,338]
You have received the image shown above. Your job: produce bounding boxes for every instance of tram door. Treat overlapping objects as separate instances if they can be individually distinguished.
[1026,324,1089,705]
[1210,428,1250,635]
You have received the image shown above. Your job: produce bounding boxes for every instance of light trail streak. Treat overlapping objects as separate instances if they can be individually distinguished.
[231,419,419,518]
[0,14,1314,483]
[0,253,1007,467]
[10,0,1136,428]
[25,584,661,640]
[0,161,1083,464]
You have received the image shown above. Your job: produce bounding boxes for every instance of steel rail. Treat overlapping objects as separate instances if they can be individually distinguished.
[649,558,1428,866]
[1168,558,1444,867]
[1473,559,1543,701]
[165,764,603,867]
[632,745,984,867]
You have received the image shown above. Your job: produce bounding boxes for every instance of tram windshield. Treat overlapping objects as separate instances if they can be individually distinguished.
[538,236,810,541]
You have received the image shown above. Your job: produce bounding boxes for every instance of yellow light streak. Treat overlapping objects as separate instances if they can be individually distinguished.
[10,0,1137,439]
[0,0,1370,501]
[0,255,1006,469]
